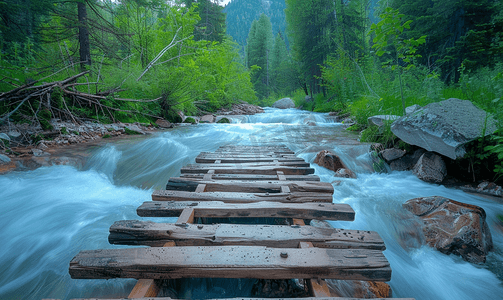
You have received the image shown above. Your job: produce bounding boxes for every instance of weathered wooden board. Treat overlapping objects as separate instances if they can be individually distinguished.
[179,173,320,181]
[166,178,334,194]
[108,221,385,250]
[66,297,415,300]
[137,201,355,220]
[180,165,314,175]
[185,161,311,168]
[151,190,332,203]
[198,151,298,158]
[69,246,391,281]
[196,157,305,164]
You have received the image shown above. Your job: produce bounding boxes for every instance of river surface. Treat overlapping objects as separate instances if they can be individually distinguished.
[1,108,502,300]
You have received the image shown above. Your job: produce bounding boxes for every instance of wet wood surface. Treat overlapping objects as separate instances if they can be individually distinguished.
[137,201,355,220]
[166,178,334,193]
[108,221,385,249]
[151,190,333,203]
[70,298,414,300]
[179,173,320,181]
[180,164,314,175]
[69,246,392,281]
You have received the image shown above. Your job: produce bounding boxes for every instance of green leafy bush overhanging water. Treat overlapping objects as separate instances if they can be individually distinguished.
[0,1,256,127]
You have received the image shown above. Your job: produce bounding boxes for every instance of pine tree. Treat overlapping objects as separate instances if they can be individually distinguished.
[246,13,273,98]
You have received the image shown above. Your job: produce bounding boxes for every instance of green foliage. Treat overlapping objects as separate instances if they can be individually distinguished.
[37,109,53,130]
[102,134,112,139]
[124,127,140,135]
[217,117,230,123]
[60,127,68,135]
[184,117,197,124]
[370,7,426,115]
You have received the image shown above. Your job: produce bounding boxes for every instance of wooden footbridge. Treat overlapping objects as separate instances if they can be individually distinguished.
[66,145,414,300]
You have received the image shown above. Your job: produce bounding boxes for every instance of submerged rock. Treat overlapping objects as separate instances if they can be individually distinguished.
[314,150,356,178]
[325,280,392,298]
[272,97,295,109]
[391,98,498,159]
[403,196,493,263]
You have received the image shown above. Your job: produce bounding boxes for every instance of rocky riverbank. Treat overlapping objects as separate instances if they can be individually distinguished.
[0,102,265,174]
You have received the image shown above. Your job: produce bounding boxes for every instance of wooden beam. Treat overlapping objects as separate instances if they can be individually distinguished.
[176,207,195,225]
[180,174,320,181]
[69,246,392,281]
[299,241,331,297]
[165,178,333,194]
[108,221,385,249]
[137,201,355,221]
[152,190,332,203]
[127,241,175,298]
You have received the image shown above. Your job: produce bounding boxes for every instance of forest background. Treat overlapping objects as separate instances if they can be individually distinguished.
[1,0,502,182]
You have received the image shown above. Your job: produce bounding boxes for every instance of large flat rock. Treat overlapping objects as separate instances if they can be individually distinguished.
[391,98,498,159]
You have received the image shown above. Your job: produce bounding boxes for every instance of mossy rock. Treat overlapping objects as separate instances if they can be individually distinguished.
[183,117,197,124]
[124,127,141,135]
[217,117,230,123]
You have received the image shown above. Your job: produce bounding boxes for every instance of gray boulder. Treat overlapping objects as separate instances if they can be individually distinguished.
[0,133,10,141]
[200,114,216,123]
[391,98,498,159]
[368,115,400,128]
[413,152,447,183]
[380,148,406,163]
[155,119,173,128]
[0,154,11,163]
[406,104,422,115]
[272,98,295,109]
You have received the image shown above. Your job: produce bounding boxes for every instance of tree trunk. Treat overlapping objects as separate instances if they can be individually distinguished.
[78,1,91,70]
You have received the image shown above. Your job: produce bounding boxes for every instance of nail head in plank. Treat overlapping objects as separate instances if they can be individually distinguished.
[138,201,355,221]
[69,246,391,281]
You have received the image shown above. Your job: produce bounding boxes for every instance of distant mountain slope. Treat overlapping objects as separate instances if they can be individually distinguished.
[224,0,287,48]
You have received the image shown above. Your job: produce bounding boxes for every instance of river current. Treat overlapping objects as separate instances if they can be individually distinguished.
[1,108,502,299]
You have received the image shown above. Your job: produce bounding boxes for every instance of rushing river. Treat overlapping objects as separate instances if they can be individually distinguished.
[1,107,502,300]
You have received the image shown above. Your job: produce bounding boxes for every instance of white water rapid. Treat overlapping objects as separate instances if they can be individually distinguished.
[0,108,502,299]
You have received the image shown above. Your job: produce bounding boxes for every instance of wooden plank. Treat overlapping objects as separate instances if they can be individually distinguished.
[151,190,332,203]
[71,297,415,300]
[69,246,392,281]
[137,201,355,221]
[185,161,311,168]
[277,171,286,181]
[198,152,298,158]
[180,165,314,175]
[196,157,305,163]
[108,221,385,250]
[165,178,333,194]
[180,174,320,181]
